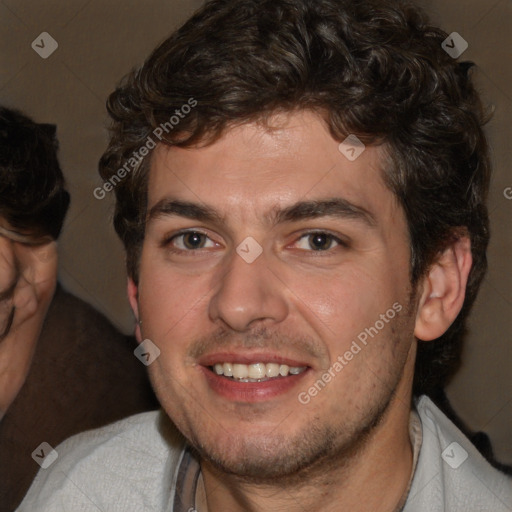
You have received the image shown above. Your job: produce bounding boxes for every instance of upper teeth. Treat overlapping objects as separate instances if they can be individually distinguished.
[213,362,306,379]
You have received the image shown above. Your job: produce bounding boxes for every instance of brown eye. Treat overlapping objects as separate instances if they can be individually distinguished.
[294,232,341,251]
[168,231,217,251]
[182,232,206,249]
[308,233,334,251]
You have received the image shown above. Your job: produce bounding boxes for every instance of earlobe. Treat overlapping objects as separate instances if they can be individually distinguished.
[127,278,142,342]
[414,235,472,341]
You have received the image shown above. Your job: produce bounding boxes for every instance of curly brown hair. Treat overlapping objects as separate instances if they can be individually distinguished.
[99,0,491,396]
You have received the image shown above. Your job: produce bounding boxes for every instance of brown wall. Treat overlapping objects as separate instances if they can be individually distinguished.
[421,0,512,467]
[1,0,510,464]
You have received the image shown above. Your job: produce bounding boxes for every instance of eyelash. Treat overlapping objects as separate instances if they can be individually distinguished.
[162,229,348,254]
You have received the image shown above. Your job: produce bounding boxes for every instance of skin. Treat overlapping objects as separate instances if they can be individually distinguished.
[128,110,472,512]
[0,220,57,418]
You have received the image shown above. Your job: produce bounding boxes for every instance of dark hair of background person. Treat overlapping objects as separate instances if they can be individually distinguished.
[0,107,70,240]
[98,0,491,398]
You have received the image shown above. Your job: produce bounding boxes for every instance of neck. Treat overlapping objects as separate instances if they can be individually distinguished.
[198,378,414,512]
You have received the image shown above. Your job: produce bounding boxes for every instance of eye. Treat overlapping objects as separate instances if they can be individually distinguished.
[168,231,217,251]
[294,232,343,251]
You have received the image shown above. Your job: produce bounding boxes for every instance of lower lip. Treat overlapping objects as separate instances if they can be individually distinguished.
[200,366,310,402]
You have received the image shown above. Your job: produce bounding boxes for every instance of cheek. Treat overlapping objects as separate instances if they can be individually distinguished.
[137,257,210,349]
[288,266,386,332]
[286,259,409,362]
[40,264,58,303]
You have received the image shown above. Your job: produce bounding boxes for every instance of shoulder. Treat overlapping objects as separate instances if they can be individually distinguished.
[16,410,186,512]
[31,284,157,425]
[405,395,512,512]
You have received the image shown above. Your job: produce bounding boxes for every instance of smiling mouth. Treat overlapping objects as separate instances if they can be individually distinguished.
[209,362,308,382]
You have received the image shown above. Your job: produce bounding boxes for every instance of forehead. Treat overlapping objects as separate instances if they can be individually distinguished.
[146,111,399,225]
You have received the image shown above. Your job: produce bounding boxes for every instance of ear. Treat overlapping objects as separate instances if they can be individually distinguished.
[414,235,472,341]
[127,277,142,343]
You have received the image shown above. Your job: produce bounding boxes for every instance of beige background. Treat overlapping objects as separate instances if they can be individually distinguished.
[1,0,510,464]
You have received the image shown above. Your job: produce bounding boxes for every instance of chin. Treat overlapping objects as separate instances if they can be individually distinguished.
[190,421,349,483]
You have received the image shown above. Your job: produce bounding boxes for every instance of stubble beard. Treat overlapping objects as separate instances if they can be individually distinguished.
[189,347,408,488]
[199,402,392,487]
[170,295,417,487]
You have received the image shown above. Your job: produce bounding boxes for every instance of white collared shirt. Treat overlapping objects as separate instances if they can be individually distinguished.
[17,396,512,511]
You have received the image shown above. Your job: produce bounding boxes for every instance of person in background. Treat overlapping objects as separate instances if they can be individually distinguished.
[0,106,157,511]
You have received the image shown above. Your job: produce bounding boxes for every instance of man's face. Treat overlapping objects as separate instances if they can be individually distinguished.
[132,111,419,479]
[0,218,57,416]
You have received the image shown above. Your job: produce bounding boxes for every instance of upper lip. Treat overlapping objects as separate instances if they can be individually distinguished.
[198,352,311,368]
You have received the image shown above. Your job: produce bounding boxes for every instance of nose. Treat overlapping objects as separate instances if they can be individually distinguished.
[208,247,289,332]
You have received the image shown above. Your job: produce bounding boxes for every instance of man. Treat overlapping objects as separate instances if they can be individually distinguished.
[17,0,512,510]
[0,107,157,511]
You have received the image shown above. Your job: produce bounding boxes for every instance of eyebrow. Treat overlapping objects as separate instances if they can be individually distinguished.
[147,198,377,228]
[148,200,224,224]
[273,199,376,227]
